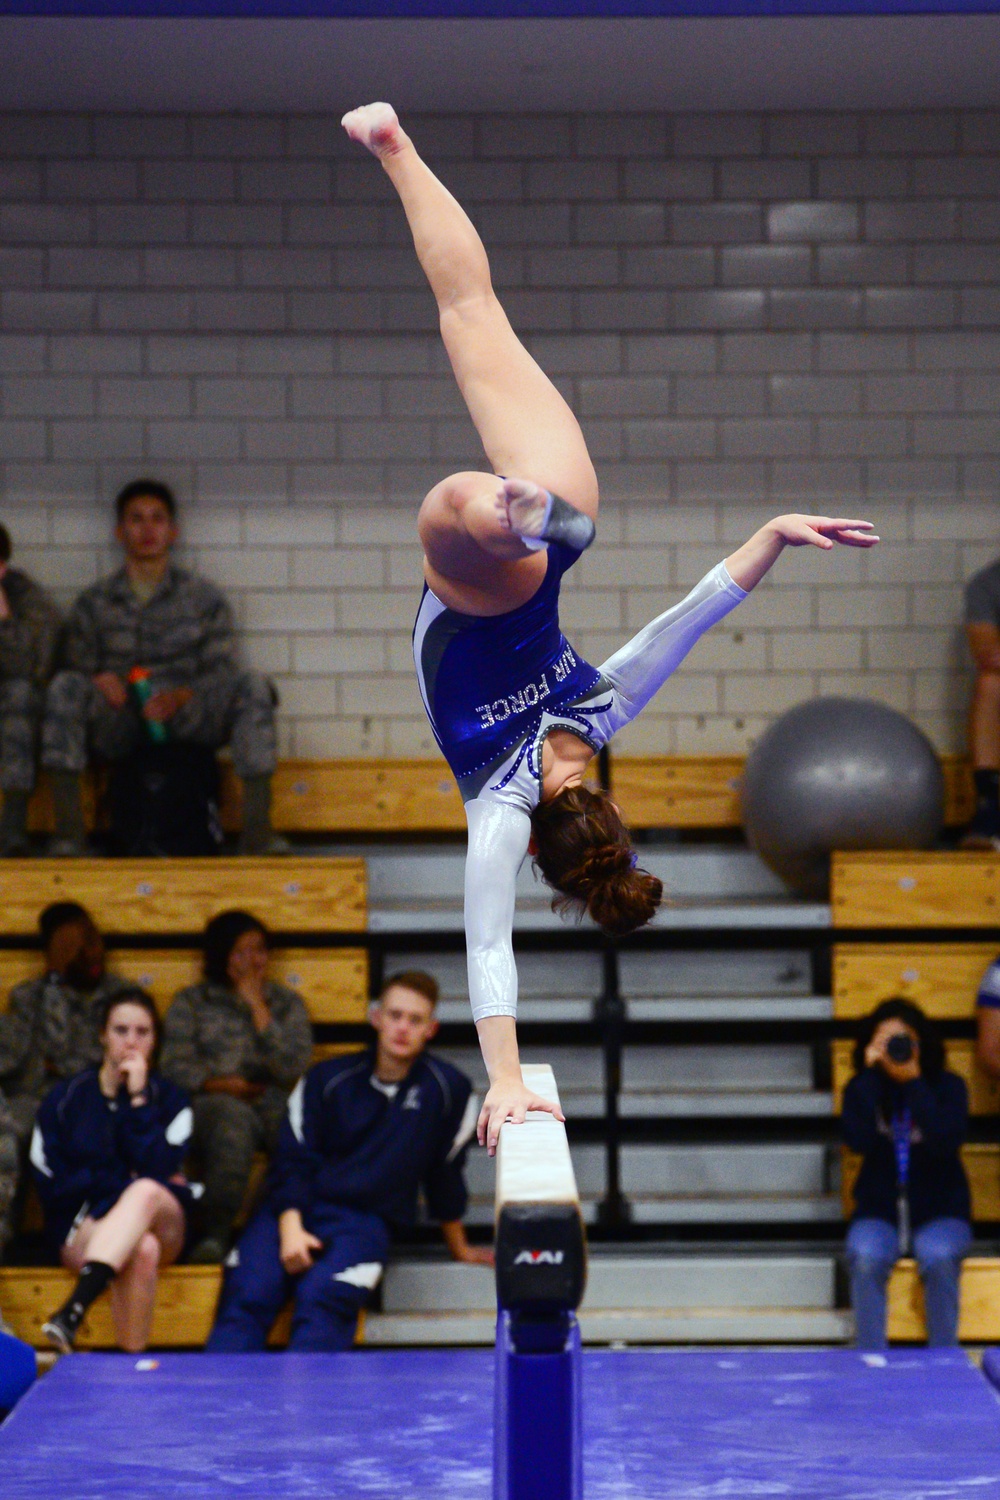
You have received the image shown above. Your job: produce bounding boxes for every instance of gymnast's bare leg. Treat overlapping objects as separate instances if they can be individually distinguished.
[343,102,586,1144]
[342,102,598,620]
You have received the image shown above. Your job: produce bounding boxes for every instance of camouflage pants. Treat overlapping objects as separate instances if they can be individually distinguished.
[190,1087,288,1242]
[0,1092,28,1261]
[0,678,43,793]
[41,669,278,780]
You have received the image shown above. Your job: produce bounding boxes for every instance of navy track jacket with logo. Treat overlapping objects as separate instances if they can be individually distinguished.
[269,1047,476,1231]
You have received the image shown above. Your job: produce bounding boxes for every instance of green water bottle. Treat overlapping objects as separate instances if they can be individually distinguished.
[128,667,168,744]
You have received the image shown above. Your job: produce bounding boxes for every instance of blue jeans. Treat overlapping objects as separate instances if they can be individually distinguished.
[846,1215,972,1351]
[206,1203,391,1353]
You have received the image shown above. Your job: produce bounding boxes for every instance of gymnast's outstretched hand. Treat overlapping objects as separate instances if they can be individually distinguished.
[478,1077,565,1158]
[725,513,879,592]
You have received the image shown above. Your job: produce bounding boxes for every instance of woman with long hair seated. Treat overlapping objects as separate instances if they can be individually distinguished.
[31,987,194,1353]
[342,101,879,1153]
[843,998,971,1351]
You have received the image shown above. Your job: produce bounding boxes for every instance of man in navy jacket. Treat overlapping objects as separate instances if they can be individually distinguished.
[207,970,488,1352]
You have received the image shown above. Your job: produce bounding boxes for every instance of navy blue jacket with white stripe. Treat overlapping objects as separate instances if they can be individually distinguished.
[31,1067,194,1248]
[269,1046,475,1231]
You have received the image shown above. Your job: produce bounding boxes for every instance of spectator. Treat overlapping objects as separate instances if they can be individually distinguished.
[0,1086,18,1263]
[0,902,135,1151]
[976,953,1000,1082]
[31,987,193,1354]
[41,479,285,857]
[0,521,62,857]
[843,998,971,1351]
[961,557,1000,849]
[0,1324,34,1417]
[206,970,488,1353]
[159,909,312,1264]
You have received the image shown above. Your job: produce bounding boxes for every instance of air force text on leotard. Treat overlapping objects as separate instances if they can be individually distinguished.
[475,645,578,730]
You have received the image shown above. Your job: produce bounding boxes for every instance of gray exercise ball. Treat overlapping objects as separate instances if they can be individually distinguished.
[741,697,944,899]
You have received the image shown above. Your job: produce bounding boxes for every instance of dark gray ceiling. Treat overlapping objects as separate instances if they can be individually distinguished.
[0,14,998,111]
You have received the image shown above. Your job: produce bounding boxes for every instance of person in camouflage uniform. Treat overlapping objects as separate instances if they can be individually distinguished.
[0,1086,19,1264]
[160,909,313,1262]
[0,902,136,1146]
[41,479,284,857]
[0,901,135,1255]
[0,522,62,856]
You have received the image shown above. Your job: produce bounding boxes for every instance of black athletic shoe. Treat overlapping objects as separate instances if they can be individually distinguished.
[42,1309,77,1354]
[960,806,1000,852]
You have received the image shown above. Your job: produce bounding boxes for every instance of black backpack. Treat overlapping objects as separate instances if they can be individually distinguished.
[106,742,224,857]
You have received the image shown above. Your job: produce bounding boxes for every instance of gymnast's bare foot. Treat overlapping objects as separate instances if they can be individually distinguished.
[341,102,408,160]
[497,477,597,553]
[497,478,551,543]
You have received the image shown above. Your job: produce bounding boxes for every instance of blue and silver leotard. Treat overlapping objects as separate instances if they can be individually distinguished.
[412,541,747,1024]
[414,541,600,802]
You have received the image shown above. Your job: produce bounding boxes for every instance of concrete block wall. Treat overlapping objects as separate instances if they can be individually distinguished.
[1,109,997,759]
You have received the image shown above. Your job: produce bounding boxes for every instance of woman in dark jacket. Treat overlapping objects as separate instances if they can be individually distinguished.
[843,997,970,1350]
[31,987,193,1353]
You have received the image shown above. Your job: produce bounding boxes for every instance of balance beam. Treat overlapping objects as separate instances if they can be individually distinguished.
[494,1064,587,1500]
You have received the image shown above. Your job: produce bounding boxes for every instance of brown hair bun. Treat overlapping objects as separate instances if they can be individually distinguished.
[530,785,663,938]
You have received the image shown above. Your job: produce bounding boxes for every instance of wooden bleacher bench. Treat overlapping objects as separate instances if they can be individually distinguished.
[841,1143,1000,1229]
[611,754,973,832]
[0,948,369,1025]
[832,850,1000,928]
[3,1258,998,1349]
[887,1257,1000,1341]
[831,1038,1000,1116]
[833,942,999,1020]
[0,857,366,936]
[0,1266,364,1349]
[10,754,975,837]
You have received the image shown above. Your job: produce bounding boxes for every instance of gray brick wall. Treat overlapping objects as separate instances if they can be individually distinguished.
[1,109,998,759]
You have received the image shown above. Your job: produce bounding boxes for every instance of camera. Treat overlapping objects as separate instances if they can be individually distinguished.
[885,1033,914,1064]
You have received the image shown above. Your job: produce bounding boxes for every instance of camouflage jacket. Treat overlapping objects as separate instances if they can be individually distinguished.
[0,568,62,688]
[65,565,237,692]
[160,980,313,1094]
[0,971,135,1102]
[0,1084,17,1244]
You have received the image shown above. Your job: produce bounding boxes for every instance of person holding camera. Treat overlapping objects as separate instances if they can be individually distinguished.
[843,998,971,1351]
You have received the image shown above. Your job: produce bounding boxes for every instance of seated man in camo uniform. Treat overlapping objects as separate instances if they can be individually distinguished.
[0,901,136,1245]
[0,522,62,857]
[40,479,285,856]
[159,909,313,1263]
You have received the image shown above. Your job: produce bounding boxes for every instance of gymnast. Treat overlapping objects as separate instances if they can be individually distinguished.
[342,103,879,1155]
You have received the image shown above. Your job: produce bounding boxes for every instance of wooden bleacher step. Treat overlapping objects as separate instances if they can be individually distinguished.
[887,1258,1000,1342]
[0,857,366,936]
[833,942,998,1019]
[5,1256,1000,1350]
[0,1266,365,1349]
[11,753,976,836]
[0,947,368,1024]
[841,1143,1000,1222]
[832,852,1000,928]
[831,1038,1000,1116]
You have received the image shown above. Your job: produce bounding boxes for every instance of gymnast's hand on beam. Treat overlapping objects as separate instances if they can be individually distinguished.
[478,1077,566,1158]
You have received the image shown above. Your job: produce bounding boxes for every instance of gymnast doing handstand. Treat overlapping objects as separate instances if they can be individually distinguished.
[342,103,879,1155]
